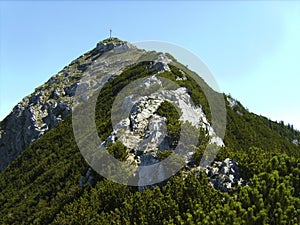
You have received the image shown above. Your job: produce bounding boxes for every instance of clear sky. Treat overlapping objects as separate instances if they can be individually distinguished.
[0,1,299,130]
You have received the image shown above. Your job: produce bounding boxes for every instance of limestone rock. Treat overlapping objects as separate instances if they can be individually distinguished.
[147,53,171,72]
[292,139,299,146]
[98,74,225,189]
[205,158,247,192]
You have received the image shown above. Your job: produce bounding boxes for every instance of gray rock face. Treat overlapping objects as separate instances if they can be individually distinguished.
[227,95,238,108]
[0,38,140,171]
[79,168,96,188]
[0,84,73,171]
[205,158,247,192]
[147,53,171,72]
[99,73,225,188]
[292,139,299,146]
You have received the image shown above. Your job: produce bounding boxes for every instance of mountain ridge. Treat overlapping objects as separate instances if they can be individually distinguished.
[0,38,299,224]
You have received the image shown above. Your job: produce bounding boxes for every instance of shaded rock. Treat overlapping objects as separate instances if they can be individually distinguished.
[205,158,247,192]
[79,168,96,188]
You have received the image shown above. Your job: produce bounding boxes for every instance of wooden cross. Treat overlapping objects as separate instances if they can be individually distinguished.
[110,29,112,39]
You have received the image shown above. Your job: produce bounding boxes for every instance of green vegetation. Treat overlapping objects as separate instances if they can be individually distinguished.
[0,62,299,224]
[224,98,300,159]
[160,64,211,122]
[95,61,155,140]
[157,150,175,160]
[106,141,128,162]
[156,100,182,148]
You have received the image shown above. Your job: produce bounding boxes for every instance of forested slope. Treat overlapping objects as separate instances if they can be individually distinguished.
[0,61,299,225]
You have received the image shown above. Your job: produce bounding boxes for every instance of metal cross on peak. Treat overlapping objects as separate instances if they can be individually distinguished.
[109,29,112,39]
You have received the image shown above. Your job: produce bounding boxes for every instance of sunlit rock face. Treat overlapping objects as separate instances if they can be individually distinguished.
[99,74,225,188]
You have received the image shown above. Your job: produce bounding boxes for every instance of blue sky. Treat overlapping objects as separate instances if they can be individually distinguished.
[0,1,299,130]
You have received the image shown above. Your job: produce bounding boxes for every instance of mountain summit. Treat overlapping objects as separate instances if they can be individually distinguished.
[0,37,225,173]
[0,38,299,224]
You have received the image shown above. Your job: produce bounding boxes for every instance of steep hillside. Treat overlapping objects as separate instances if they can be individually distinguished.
[0,39,299,224]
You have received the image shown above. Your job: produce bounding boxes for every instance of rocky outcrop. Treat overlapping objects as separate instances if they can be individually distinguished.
[147,53,171,72]
[227,95,238,108]
[0,80,74,171]
[292,139,299,146]
[227,95,246,116]
[99,73,225,187]
[205,158,247,192]
[79,168,96,188]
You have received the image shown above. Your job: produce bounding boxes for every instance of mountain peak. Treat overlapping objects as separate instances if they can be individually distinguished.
[95,37,135,53]
[1,37,300,225]
[100,37,124,44]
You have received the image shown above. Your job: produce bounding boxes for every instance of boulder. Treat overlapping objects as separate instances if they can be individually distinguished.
[205,158,246,192]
